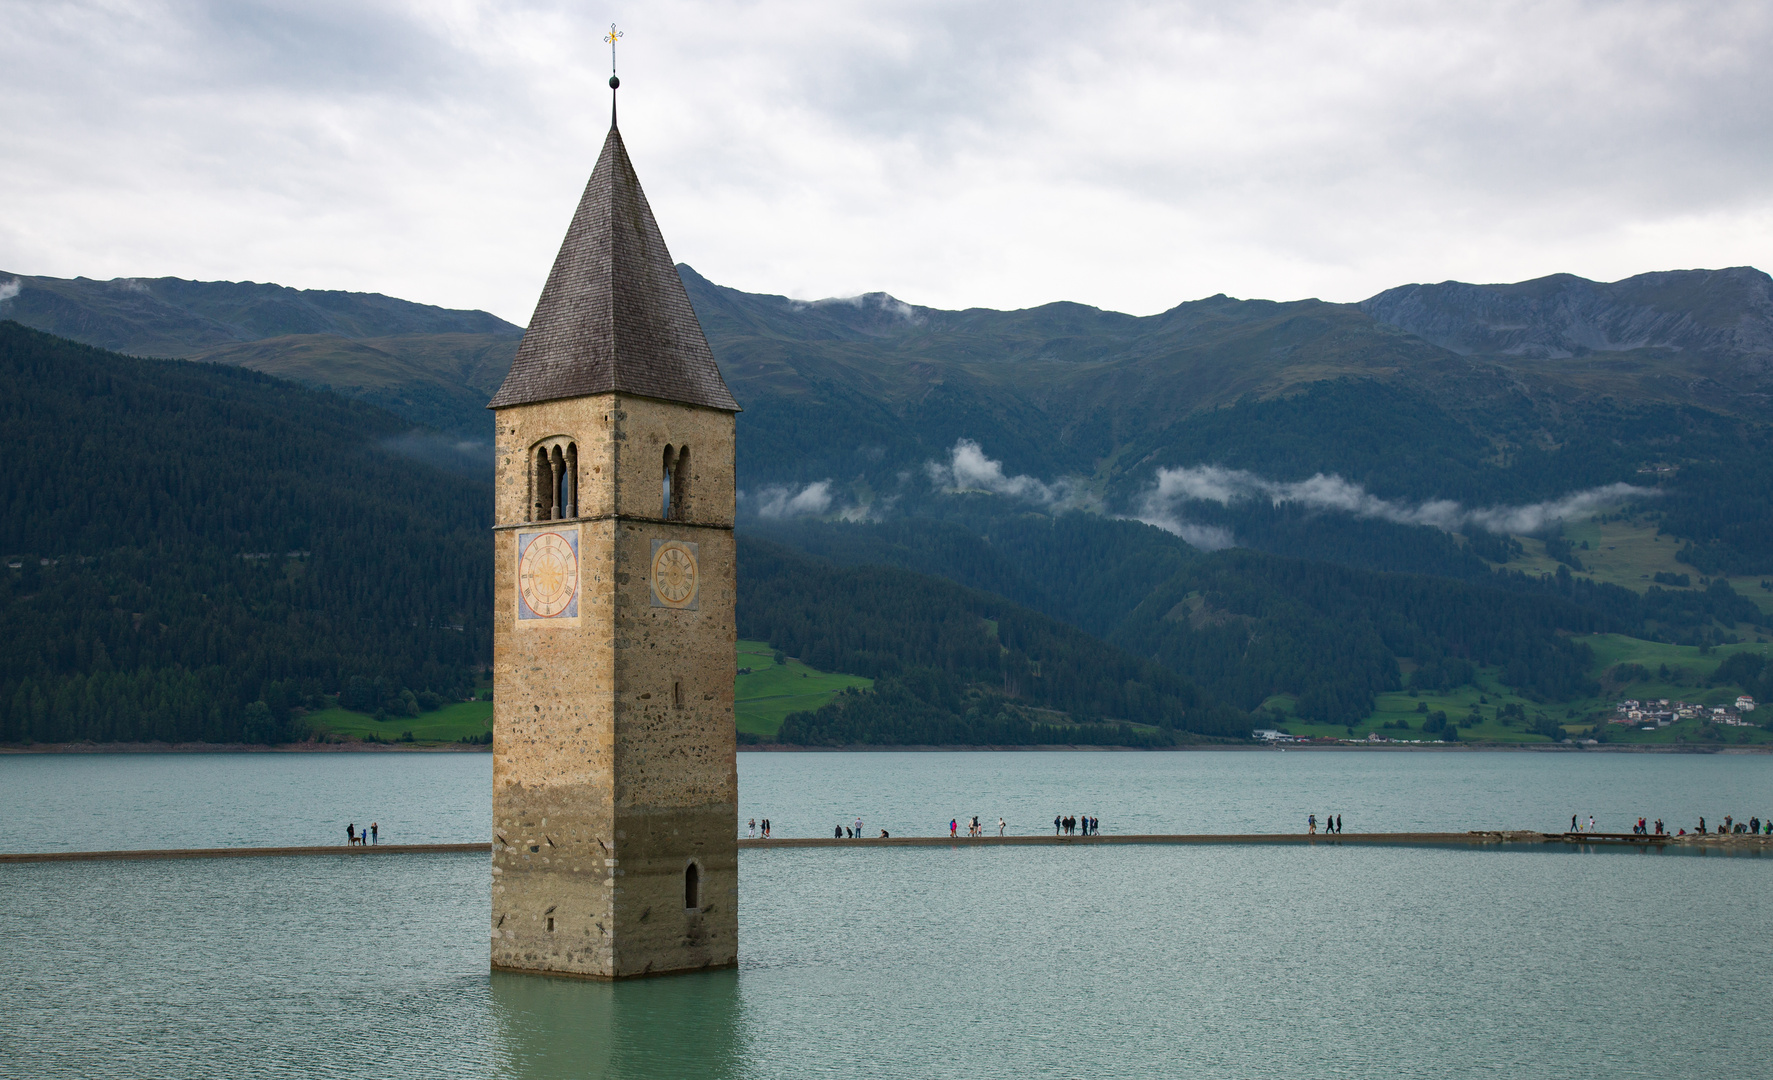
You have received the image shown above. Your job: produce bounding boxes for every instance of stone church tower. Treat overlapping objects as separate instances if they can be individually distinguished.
[485,108,741,979]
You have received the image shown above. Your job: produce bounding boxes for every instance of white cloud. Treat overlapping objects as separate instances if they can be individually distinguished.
[745,480,835,519]
[379,431,493,475]
[925,439,1095,510]
[794,292,924,325]
[742,479,885,522]
[3,2,1771,323]
[0,278,19,302]
[1137,465,1656,539]
[1132,511,1238,552]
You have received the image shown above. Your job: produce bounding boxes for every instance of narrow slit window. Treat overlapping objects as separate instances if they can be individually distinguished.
[684,863,699,909]
[673,680,683,707]
[546,917,555,933]
[661,445,676,518]
[671,445,690,519]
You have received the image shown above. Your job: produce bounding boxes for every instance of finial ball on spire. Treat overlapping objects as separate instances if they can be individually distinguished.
[609,75,620,89]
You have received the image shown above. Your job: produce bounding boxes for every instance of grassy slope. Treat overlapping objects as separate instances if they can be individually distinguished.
[1503,514,1773,618]
[306,700,493,743]
[306,642,872,743]
[735,640,872,738]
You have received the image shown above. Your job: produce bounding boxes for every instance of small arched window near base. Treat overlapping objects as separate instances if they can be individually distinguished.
[684,862,700,910]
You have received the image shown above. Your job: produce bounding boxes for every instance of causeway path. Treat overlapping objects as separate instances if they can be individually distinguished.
[7,831,1766,864]
[1,832,1546,863]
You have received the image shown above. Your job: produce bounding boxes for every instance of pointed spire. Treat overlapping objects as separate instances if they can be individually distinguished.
[489,125,739,413]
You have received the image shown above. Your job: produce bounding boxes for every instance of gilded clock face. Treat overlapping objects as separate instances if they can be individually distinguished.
[650,540,699,608]
[518,531,579,618]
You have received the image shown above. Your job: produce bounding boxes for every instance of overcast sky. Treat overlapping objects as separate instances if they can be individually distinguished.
[3,0,1770,324]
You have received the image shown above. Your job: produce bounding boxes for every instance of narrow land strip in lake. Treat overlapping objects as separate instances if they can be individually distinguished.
[9,831,1771,863]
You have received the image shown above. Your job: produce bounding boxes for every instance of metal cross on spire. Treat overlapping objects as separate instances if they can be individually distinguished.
[604,23,623,126]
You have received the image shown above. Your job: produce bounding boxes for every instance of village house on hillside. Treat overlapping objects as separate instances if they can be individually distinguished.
[1614,696,1756,727]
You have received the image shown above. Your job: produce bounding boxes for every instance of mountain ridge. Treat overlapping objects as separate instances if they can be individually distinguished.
[1362,266,1773,361]
[9,263,1773,486]
[0,272,522,436]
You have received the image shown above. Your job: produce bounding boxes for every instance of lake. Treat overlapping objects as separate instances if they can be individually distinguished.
[4,748,1772,851]
[2,750,1770,1078]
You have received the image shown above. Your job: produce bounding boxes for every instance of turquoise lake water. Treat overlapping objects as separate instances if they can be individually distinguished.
[3,750,1771,1077]
[4,749,1773,851]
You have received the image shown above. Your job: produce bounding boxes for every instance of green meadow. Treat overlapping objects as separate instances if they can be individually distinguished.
[305,699,493,744]
[306,642,871,744]
[735,639,872,739]
[1490,511,1773,619]
[1271,632,1773,745]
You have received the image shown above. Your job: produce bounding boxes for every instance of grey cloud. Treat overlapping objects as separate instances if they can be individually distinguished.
[4,2,1771,323]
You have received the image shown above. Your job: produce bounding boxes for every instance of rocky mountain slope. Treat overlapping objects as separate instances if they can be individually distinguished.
[1362,267,1773,410]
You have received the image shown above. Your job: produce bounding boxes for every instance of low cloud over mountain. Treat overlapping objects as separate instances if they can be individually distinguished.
[1135,465,1655,546]
[924,439,1096,512]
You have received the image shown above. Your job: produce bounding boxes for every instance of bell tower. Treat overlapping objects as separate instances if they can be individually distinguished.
[486,98,741,978]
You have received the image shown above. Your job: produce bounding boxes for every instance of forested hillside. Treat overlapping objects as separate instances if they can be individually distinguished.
[737,538,1246,745]
[749,510,1771,728]
[0,322,491,744]
[9,256,1773,744]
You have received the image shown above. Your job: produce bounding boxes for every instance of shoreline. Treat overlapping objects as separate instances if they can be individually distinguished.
[3,740,1768,755]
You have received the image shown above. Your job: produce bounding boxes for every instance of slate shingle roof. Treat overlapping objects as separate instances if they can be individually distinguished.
[488,125,740,412]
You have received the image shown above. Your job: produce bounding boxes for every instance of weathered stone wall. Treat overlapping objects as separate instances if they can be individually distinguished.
[490,393,737,978]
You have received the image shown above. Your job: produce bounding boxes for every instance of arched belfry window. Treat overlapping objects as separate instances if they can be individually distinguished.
[549,446,566,518]
[528,437,577,522]
[661,445,676,519]
[684,862,700,909]
[532,446,550,521]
